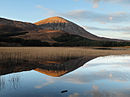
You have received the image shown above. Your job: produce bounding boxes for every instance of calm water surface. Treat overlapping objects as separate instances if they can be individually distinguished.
[0,52,130,97]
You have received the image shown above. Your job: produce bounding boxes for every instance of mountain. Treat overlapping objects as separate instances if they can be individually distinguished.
[35,16,110,41]
[35,16,126,42]
[0,16,130,46]
[35,16,99,40]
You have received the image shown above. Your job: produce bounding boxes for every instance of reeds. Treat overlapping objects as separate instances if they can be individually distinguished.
[0,47,130,66]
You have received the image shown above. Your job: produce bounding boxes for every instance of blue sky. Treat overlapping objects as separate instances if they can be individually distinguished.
[0,0,130,40]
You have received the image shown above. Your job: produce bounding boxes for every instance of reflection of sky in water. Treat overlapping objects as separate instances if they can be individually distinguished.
[1,55,130,97]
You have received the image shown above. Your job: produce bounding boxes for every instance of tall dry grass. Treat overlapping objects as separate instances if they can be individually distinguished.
[0,47,130,64]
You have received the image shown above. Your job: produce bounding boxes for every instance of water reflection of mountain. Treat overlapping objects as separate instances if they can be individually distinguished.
[0,56,97,77]
[35,57,89,77]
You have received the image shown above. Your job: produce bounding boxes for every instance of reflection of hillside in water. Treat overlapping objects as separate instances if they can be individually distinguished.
[0,54,98,91]
[34,57,93,77]
[0,55,97,77]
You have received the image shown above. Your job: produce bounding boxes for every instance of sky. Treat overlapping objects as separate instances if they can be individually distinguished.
[0,0,130,40]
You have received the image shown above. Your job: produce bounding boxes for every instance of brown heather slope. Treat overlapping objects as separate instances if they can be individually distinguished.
[16,29,67,43]
[0,17,37,31]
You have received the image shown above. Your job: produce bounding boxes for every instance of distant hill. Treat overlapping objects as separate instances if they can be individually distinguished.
[0,16,130,47]
[0,17,37,30]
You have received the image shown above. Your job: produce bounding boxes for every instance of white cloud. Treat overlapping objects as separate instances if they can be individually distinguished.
[60,10,130,24]
[36,5,56,16]
[35,78,54,89]
[109,17,113,21]
[84,26,130,32]
[93,0,100,8]
[87,0,130,8]
[69,93,80,97]
[84,26,130,33]
[73,0,130,8]
[36,5,43,9]
[92,85,99,91]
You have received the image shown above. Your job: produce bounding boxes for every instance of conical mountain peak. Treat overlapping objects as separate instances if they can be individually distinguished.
[34,16,100,40]
[35,16,69,25]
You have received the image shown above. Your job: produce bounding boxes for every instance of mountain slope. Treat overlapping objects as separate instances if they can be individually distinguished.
[0,16,130,46]
[35,16,102,41]
[35,16,124,42]
[0,17,37,31]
